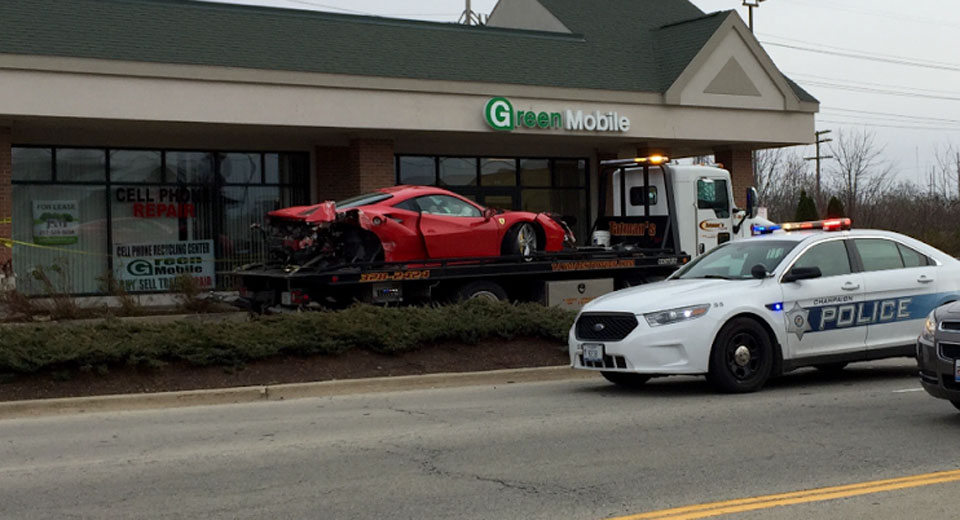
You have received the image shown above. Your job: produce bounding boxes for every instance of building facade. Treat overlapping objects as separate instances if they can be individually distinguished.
[0,0,818,295]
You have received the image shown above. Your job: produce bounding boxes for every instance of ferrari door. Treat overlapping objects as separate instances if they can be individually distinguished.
[413,195,500,258]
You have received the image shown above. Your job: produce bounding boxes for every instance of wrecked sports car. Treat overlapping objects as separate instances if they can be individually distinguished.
[258,186,576,268]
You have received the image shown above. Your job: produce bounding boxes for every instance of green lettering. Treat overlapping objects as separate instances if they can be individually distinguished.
[550,112,562,128]
[523,111,537,128]
[537,112,550,129]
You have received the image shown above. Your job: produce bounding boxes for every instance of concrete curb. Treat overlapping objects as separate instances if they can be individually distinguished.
[0,366,597,420]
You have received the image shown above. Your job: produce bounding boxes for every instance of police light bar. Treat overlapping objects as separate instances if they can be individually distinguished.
[600,155,671,168]
[751,224,781,235]
[780,218,852,232]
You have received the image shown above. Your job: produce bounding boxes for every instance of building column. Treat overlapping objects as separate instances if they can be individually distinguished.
[315,145,353,202]
[714,148,754,208]
[349,139,395,193]
[0,127,11,268]
[314,139,396,202]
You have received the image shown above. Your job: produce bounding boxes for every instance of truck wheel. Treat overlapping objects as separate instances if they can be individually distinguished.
[502,222,539,258]
[455,281,507,302]
[601,372,651,388]
[707,318,774,393]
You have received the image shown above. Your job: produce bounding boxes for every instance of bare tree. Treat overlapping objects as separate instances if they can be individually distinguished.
[930,142,960,198]
[827,129,894,224]
[754,146,812,221]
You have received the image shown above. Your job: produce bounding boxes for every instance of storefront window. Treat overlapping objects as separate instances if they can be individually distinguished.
[219,153,262,184]
[57,148,106,182]
[12,147,52,181]
[398,156,436,185]
[12,147,309,295]
[110,150,163,183]
[167,151,215,184]
[439,157,477,187]
[520,159,550,187]
[554,159,586,188]
[11,185,109,294]
[480,158,516,187]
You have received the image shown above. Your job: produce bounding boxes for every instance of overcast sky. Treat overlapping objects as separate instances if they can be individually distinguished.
[206,0,960,186]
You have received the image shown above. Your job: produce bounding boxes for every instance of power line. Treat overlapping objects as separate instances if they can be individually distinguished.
[761,41,960,72]
[784,0,960,31]
[761,34,960,70]
[818,119,960,133]
[821,108,960,126]
[786,73,960,97]
[798,80,960,103]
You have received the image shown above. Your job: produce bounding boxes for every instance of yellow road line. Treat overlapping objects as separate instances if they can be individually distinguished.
[609,468,960,520]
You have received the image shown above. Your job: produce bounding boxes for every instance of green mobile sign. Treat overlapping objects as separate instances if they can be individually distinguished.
[483,97,630,133]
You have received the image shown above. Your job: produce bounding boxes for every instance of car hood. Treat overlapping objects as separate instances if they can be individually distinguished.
[583,278,755,314]
[937,300,960,318]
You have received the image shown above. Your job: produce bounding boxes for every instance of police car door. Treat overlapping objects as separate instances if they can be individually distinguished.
[851,238,941,353]
[780,238,867,359]
[695,178,732,256]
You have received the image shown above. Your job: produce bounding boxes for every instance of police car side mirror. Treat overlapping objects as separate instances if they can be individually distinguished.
[750,264,768,279]
[783,266,822,283]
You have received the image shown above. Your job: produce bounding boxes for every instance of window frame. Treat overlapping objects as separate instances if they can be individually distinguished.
[779,237,854,282]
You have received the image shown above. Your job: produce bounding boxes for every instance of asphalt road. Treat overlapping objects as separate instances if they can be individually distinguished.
[1,359,958,520]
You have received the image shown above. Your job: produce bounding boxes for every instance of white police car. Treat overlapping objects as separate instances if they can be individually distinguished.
[570,219,960,393]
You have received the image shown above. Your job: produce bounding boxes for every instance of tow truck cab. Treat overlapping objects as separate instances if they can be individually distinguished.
[605,158,768,258]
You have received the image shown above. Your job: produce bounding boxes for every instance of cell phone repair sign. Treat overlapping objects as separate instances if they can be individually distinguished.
[114,240,215,292]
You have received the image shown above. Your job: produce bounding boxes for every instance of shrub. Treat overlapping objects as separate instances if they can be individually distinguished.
[0,300,576,375]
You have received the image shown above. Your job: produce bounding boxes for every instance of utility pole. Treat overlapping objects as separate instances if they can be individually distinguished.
[804,129,833,209]
[458,0,484,25]
[742,0,767,32]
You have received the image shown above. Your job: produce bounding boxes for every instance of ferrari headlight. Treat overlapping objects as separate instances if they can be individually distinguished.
[644,304,710,327]
[921,313,937,342]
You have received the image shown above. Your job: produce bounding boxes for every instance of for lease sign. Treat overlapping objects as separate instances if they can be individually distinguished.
[114,240,215,292]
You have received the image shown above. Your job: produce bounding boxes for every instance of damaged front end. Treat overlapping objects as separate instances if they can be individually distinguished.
[254,201,384,271]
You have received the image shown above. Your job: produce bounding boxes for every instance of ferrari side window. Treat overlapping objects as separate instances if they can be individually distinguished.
[418,195,481,218]
[393,199,420,212]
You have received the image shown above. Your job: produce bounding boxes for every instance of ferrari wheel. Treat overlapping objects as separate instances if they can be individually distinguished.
[503,222,539,258]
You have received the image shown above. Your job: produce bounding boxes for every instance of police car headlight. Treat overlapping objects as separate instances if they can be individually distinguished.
[644,304,710,327]
[921,313,937,342]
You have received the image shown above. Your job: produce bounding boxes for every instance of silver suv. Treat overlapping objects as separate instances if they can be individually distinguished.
[917,301,960,411]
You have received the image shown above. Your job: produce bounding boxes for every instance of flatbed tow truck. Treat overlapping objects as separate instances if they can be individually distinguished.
[234,157,768,311]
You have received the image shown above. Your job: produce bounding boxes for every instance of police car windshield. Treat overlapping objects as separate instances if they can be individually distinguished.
[677,240,798,280]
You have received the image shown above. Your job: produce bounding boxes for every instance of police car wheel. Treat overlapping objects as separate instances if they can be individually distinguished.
[951,400,960,413]
[707,318,774,394]
[601,372,652,388]
[813,362,848,374]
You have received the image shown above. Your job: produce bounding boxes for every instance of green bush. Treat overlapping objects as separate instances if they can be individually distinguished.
[794,190,819,221]
[0,300,576,375]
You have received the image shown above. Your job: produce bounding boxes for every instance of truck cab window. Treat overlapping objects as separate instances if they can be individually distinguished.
[629,186,657,206]
[697,179,730,218]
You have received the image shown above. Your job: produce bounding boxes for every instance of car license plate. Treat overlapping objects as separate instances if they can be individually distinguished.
[582,343,604,363]
[955,359,960,383]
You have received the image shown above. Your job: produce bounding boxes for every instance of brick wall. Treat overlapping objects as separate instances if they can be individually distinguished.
[349,139,395,193]
[714,148,754,208]
[314,139,395,202]
[315,146,353,201]
[0,127,10,267]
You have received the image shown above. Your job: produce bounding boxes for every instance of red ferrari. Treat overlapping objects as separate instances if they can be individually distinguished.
[266,186,573,265]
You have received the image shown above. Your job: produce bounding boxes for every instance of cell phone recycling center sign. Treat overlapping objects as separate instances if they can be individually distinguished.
[114,240,216,292]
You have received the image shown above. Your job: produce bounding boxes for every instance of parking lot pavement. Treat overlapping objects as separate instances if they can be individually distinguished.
[0,358,957,520]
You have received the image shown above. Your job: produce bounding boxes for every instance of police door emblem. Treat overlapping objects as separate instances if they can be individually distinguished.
[785,303,812,340]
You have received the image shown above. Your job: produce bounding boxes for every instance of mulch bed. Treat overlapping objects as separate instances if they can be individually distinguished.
[0,338,568,402]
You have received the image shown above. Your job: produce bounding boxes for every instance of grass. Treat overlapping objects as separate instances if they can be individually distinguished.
[0,300,576,376]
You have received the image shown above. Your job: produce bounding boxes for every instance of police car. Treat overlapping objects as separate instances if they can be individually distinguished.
[570,219,960,393]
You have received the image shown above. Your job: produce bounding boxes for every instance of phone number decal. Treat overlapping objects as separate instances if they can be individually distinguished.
[359,270,432,283]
